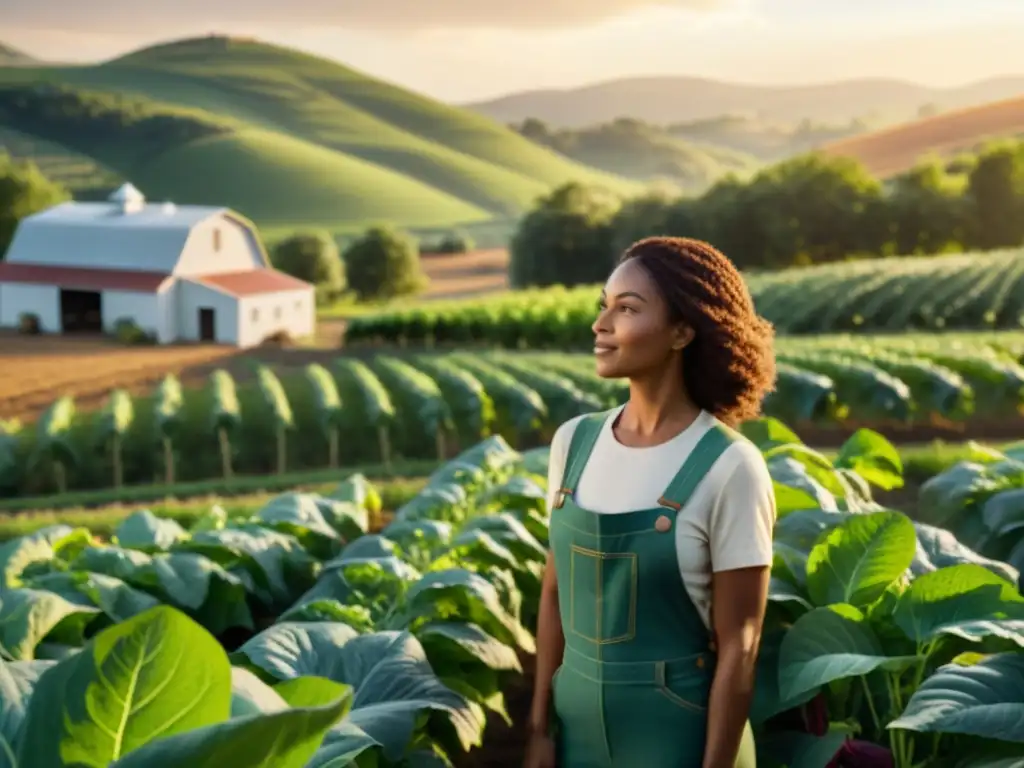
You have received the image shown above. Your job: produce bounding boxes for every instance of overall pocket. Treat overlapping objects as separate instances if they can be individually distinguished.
[655,659,710,714]
[568,544,638,644]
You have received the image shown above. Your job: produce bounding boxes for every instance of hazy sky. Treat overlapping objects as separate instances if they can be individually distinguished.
[3,0,1023,101]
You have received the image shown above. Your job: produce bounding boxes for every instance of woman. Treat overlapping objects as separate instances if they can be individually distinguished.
[524,236,777,768]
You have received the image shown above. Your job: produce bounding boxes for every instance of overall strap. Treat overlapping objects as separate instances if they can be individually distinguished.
[658,422,742,511]
[552,410,610,508]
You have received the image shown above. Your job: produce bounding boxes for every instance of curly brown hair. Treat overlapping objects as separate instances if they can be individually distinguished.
[620,236,776,426]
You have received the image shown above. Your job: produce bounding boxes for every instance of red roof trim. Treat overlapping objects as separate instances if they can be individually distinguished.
[192,269,312,297]
[0,263,171,293]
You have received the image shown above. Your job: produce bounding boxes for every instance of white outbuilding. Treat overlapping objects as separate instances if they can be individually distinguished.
[0,184,316,347]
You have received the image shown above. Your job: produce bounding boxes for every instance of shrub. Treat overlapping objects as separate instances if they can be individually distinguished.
[112,317,155,345]
[271,231,346,304]
[427,230,475,255]
[344,225,427,301]
[17,313,39,335]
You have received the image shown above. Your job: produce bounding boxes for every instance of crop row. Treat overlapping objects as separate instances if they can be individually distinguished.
[345,248,1024,342]
[0,420,1021,766]
[5,343,1024,499]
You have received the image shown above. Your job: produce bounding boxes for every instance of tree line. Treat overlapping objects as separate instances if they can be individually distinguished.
[510,138,1024,288]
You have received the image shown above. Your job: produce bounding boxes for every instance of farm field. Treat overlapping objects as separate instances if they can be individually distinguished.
[5,342,1024,502]
[820,94,1024,177]
[0,36,638,234]
[1,421,1023,767]
[347,247,1024,339]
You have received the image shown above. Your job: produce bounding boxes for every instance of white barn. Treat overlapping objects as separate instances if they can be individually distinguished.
[0,184,316,347]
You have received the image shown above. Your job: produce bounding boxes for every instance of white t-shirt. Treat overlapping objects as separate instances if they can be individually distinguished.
[545,406,776,628]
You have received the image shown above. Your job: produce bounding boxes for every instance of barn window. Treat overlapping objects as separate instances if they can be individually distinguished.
[295,300,302,312]
[251,307,259,322]
[274,306,282,320]
[213,228,222,252]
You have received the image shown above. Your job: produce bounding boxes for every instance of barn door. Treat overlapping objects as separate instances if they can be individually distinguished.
[198,307,215,341]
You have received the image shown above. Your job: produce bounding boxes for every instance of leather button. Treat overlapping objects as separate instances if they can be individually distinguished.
[695,656,705,669]
[655,515,672,532]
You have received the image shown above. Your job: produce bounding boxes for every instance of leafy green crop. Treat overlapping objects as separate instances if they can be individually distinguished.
[0,418,1021,767]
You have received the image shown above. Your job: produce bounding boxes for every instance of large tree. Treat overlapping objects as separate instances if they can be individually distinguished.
[0,154,69,259]
[271,230,346,304]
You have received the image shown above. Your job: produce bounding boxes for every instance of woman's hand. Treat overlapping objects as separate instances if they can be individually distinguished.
[522,730,556,768]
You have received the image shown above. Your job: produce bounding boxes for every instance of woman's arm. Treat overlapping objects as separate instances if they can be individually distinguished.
[527,551,565,734]
[701,565,770,768]
[702,443,775,767]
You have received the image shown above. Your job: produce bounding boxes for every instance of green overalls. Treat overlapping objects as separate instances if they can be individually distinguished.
[548,411,757,768]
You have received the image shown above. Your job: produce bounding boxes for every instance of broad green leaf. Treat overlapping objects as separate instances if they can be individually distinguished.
[135,553,254,635]
[892,564,1024,646]
[17,605,231,767]
[72,546,154,584]
[890,653,1024,742]
[29,572,161,624]
[740,417,803,451]
[189,505,228,534]
[767,457,840,512]
[274,676,352,709]
[109,688,354,768]
[230,667,287,717]
[331,535,398,563]
[768,578,812,611]
[315,498,370,542]
[0,589,100,660]
[912,523,1019,584]
[0,536,57,591]
[330,473,382,515]
[773,483,825,516]
[254,493,341,555]
[0,659,55,767]
[805,511,916,607]
[834,428,903,490]
[778,604,919,701]
[230,622,361,681]
[305,721,381,768]
[383,519,454,550]
[417,621,522,675]
[278,601,374,632]
[114,510,188,552]
[180,525,317,612]
[749,629,819,725]
[234,625,481,760]
[399,569,535,653]
[460,513,547,562]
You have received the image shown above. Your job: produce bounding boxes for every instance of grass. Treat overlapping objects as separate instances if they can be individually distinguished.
[0,35,640,234]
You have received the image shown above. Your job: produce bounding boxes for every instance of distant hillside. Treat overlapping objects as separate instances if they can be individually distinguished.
[512,117,759,192]
[0,43,36,67]
[464,75,1024,128]
[666,115,871,162]
[0,35,638,236]
[818,96,1024,178]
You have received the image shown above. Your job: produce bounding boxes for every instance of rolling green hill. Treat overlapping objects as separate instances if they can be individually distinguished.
[0,35,639,236]
[512,117,760,192]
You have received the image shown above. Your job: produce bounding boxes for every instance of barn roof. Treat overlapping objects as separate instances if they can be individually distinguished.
[0,263,173,293]
[191,269,313,297]
[4,185,227,274]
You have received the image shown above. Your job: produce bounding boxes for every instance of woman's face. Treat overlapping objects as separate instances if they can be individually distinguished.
[591,259,691,379]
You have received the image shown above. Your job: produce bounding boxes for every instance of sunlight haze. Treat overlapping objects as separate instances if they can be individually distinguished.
[1,0,1021,100]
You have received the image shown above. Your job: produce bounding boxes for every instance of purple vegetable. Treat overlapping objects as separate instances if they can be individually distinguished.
[826,739,894,768]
